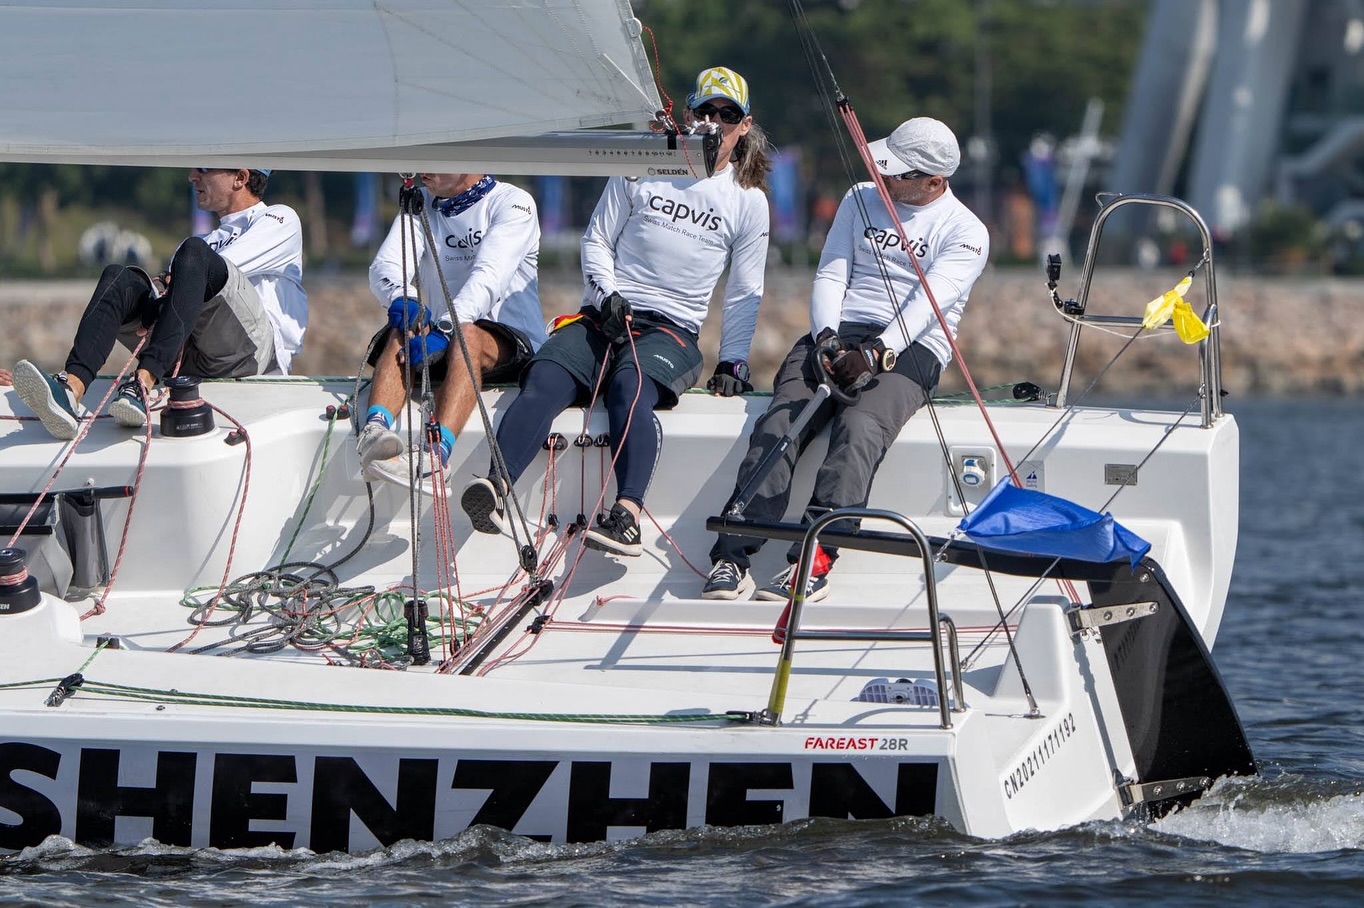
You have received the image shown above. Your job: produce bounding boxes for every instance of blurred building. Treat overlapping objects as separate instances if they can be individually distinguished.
[1111,0,1364,236]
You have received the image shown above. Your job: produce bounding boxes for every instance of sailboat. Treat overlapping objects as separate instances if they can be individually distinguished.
[0,1,1252,852]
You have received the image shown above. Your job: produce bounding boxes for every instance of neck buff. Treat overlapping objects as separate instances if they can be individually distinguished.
[436,175,497,216]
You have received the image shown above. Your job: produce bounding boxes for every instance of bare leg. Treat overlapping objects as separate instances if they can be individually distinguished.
[368,329,408,417]
[433,323,512,434]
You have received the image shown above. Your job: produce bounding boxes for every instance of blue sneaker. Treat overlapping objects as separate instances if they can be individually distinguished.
[13,360,81,440]
[109,378,149,428]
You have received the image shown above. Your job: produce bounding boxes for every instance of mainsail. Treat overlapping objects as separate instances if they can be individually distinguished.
[0,0,669,173]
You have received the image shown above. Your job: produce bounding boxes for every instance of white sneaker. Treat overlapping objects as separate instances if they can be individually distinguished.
[357,423,404,481]
[366,445,452,496]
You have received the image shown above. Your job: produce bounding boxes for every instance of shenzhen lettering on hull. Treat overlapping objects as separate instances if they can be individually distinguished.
[0,742,940,851]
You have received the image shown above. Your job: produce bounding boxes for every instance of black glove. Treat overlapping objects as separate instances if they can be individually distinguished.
[829,340,891,393]
[707,360,753,397]
[398,183,424,216]
[599,292,633,345]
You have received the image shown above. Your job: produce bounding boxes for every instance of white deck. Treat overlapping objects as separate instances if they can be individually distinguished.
[0,376,1239,846]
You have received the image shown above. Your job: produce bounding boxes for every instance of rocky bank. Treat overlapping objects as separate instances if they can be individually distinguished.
[2,266,1361,397]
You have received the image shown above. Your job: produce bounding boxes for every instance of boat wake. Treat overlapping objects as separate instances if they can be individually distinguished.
[1153,774,1364,853]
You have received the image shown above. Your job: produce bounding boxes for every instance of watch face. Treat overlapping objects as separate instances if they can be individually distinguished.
[734,362,750,382]
[882,349,897,371]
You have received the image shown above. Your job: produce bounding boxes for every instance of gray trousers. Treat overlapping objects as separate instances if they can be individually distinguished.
[115,259,277,379]
[710,327,934,571]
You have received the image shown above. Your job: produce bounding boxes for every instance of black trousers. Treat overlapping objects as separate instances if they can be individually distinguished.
[710,325,937,572]
[64,237,228,388]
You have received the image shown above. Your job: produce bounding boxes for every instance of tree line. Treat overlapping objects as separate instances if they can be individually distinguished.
[0,0,1148,273]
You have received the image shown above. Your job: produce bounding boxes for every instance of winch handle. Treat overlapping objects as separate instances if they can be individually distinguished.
[814,335,860,407]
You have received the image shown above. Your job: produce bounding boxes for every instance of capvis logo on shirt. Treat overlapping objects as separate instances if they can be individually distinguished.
[445,229,483,249]
[863,226,926,257]
[647,193,722,231]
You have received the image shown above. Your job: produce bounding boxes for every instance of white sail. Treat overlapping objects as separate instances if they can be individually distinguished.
[0,0,662,165]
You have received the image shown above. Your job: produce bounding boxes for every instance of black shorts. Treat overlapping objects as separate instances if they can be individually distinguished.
[529,306,704,408]
[366,318,535,385]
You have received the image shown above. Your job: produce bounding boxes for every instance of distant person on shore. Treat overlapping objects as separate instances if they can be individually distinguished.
[357,172,543,492]
[460,66,771,555]
[10,167,306,439]
[702,117,989,601]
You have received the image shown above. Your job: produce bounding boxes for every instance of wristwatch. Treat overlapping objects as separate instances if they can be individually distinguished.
[873,341,897,373]
[729,361,751,383]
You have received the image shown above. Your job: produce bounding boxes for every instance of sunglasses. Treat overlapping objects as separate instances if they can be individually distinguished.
[890,169,934,181]
[691,102,746,125]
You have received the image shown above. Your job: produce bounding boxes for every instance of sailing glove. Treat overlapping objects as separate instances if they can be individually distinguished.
[830,340,892,393]
[404,330,449,370]
[707,361,753,397]
[599,292,633,345]
[388,296,429,332]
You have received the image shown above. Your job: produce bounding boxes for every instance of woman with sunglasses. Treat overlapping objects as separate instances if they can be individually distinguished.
[461,66,771,556]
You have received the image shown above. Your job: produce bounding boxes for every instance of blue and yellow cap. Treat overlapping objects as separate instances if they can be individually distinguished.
[688,66,750,115]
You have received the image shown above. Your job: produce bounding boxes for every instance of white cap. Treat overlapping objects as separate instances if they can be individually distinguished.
[867,117,960,178]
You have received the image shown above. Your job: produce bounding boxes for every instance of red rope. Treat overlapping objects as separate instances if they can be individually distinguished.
[166,402,253,648]
[4,339,147,548]
[838,102,1019,485]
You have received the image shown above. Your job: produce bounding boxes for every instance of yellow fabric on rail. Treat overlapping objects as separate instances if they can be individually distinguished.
[1141,275,1208,343]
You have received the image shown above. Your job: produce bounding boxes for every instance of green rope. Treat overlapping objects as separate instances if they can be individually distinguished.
[53,678,741,725]
[931,383,1032,403]
[75,638,110,673]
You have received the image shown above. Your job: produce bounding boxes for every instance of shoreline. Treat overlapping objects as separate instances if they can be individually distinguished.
[3,266,1360,396]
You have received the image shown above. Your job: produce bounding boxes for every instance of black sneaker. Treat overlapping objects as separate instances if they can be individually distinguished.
[755,563,830,602]
[583,503,642,556]
[109,378,149,428]
[702,560,756,600]
[460,476,509,534]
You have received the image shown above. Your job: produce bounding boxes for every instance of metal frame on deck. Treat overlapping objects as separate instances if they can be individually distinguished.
[1055,194,1223,427]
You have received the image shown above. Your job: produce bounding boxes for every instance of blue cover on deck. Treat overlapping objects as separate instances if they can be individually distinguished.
[957,480,1151,568]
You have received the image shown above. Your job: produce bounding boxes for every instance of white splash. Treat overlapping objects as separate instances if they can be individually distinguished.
[1155,779,1364,853]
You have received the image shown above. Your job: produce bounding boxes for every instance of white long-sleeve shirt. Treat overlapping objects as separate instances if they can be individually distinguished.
[369,182,545,350]
[810,184,988,366]
[195,202,308,373]
[580,167,769,363]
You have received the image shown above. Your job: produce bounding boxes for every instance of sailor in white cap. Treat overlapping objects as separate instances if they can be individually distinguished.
[704,117,990,602]
[12,166,306,439]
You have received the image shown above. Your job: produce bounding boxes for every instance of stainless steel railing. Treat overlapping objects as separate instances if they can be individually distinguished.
[759,508,964,729]
[1054,194,1223,427]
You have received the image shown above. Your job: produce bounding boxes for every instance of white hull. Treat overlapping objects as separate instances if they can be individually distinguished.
[0,376,1252,851]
